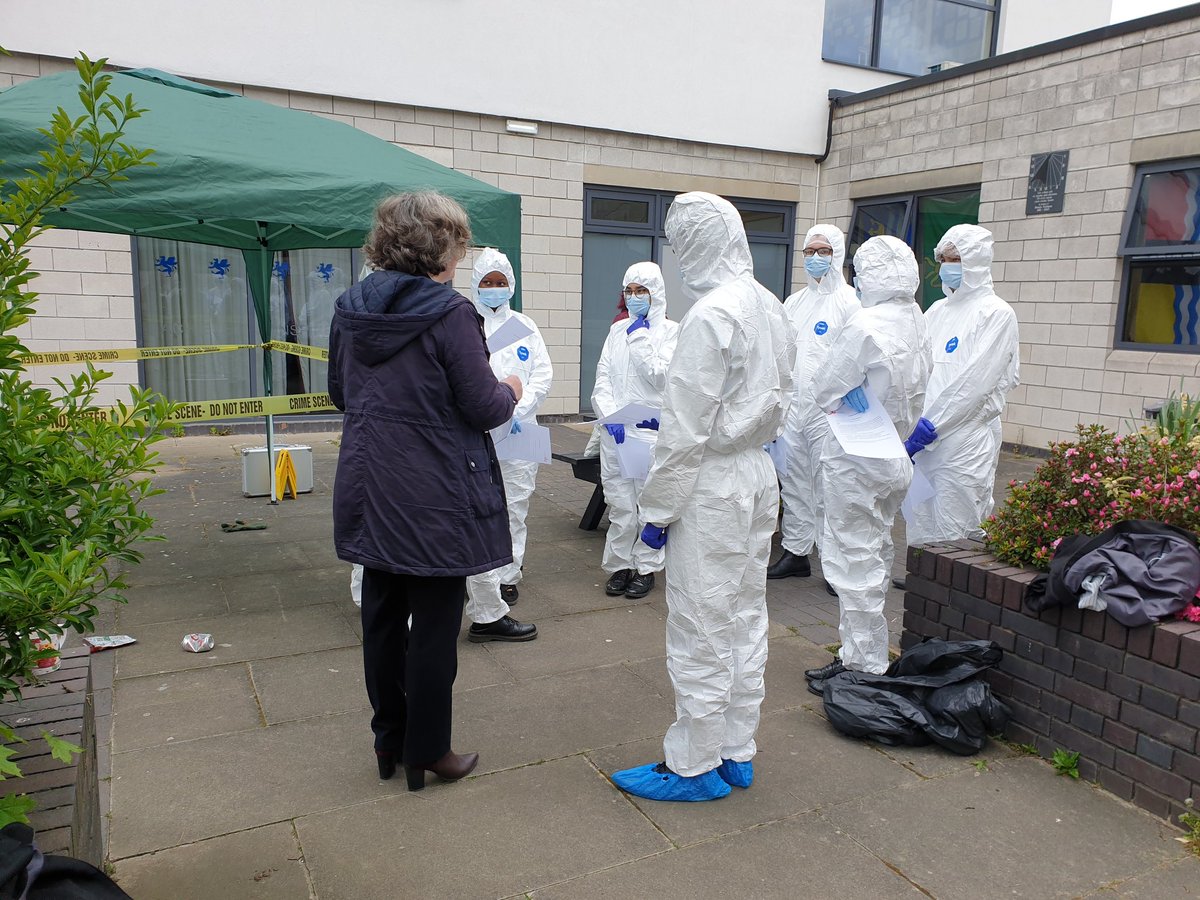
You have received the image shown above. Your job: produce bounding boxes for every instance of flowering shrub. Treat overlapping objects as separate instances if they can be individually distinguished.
[986,424,1200,569]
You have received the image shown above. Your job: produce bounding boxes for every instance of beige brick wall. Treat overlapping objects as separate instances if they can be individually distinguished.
[820,14,1200,448]
[4,52,814,416]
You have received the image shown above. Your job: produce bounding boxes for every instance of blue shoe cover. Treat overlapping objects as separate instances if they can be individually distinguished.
[716,758,753,788]
[611,762,731,802]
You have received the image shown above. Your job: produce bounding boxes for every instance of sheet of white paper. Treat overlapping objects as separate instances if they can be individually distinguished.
[594,402,660,427]
[826,386,907,459]
[615,432,654,481]
[901,463,936,523]
[493,422,552,465]
[766,435,790,476]
[486,316,534,354]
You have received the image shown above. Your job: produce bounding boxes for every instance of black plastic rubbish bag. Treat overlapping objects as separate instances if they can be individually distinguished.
[819,639,1011,755]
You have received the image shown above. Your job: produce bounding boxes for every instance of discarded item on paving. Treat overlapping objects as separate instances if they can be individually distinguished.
[219,519,268,533]
[181,633,215,653]
[817,639,1011,755]
[83,635,137,653]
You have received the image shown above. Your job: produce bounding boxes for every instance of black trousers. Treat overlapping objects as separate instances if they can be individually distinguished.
[360,568,465,765]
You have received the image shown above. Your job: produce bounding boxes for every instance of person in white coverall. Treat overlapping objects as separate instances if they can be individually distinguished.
[768,224,861,581]
[463,248,552,643]
[805,236,932,681]
[903,224,1019,549]
[611,192,796,803]
[592,262,680,599]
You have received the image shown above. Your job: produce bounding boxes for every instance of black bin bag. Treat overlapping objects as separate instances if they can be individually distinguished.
[820,639,1011,755]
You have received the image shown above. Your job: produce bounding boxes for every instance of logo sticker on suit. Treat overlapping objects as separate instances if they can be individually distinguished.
[946,337,959,353]
[814,321,828,335]
[516,346,530,361]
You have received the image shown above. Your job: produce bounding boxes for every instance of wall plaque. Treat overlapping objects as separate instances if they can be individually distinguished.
[1026,150,1069,216]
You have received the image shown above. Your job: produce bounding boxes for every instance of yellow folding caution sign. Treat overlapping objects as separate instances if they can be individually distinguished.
[274,448,298,500]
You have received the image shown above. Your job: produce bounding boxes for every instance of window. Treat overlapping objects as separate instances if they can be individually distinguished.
[823,0,999,75]
[1117,160,1200,351]
[580,186,796,411]
[133,238,359,408]
[848,187,980,309]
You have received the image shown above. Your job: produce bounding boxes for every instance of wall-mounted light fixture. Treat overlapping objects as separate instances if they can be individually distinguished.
[505,120,539,135]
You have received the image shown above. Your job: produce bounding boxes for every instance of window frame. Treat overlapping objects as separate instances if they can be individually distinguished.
[822,0,1002,76]
[1114,157,1200,354]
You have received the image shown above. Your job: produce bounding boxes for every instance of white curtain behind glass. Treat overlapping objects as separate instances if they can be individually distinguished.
[263,248,351,397]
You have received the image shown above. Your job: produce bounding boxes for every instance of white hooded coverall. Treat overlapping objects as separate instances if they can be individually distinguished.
[593,262,680,577]
[779,224,861,558]
[464,248,554,624]
[639,193,796,776]
[906,224,1020,546]
[812,236,932,675]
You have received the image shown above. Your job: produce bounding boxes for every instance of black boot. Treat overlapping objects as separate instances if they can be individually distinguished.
[625,572,655,599]
[804,658,846,682]
[891,577,907,591]
[824,580,838,597]
[501,583,519,604]
[468,615,538,643]
[767,551,811,579]
[605,569,633,596]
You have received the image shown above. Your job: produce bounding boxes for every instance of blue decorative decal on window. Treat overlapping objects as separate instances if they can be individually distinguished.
[208,258,230,278]
[272,261,290,281]
[946,336,959,353]
[516,345,530,361]
[316,262,334,283]
[814,320,828,335]
[154,255,178,276]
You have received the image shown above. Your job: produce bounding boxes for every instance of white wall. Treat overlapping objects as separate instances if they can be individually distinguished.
[998,0,1113,52]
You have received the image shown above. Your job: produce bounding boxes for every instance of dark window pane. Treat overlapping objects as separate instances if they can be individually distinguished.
[580,232,654,410]
[849,200,911,259]
[1126,168,1200,250]
[749,242,789,300]
[823,0,877,66]
[1123,260,1200,346]
[878,0,992,76]
[740,209,788,234]
[590,197,650,225]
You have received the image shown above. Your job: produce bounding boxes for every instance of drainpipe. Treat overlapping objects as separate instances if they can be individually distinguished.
[813,90,853,223]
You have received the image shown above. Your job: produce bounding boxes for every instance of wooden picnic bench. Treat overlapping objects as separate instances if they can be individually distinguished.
[551,451,607,530]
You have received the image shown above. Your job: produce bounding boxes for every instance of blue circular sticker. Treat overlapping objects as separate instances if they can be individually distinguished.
[814,320,829,335]
[946,336,959,353]
[516,345,530,361]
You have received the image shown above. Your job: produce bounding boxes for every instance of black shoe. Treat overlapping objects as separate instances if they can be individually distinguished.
[804,659,846,681]
[501,583,519,605]
[824,580,838,597]
[468,615,538,642]
[625,572,655,599]
[891,577,907,591]
[605,569,633,596]
[767,551,811,579]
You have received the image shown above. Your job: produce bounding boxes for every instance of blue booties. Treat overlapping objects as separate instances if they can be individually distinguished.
[716,758,753,788]
[611,762,731,802]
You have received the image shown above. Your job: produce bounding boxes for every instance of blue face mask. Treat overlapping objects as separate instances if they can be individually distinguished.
[626,296,651,318]
[804,255,832,280]
[477,287,510,309]
[940,262,963,291]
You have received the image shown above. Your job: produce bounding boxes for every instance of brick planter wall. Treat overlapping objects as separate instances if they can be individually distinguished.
[903,539,1200,824]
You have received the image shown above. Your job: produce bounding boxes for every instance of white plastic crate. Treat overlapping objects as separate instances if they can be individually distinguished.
[240,444,314,497]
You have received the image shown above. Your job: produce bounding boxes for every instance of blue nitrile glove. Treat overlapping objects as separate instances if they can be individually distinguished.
[641,523,668,549]
[605,423,625,444]
[842,385,869,413]
[510,420,522,435]
[903,416,937,459]
[635,418,659,431]
[626,315,650,335]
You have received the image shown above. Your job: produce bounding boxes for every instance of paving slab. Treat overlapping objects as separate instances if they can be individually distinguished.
[250,646,367,725]
[114,580,229,628]
[1088,855,1200,896]
[112,822,311,899]
[296,755,671,900]
[222,566,348,614]
[113,664,262,751]
[824,756,1190,899]
[533,811,923,899]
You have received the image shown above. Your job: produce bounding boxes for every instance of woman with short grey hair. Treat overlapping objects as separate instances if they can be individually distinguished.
[329,191,523,790]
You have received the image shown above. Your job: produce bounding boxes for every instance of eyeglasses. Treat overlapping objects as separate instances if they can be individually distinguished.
[802,248,834,258]
[622,287,651,298]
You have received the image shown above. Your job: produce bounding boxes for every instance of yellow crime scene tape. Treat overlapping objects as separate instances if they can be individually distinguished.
[21,340,329,366]
[53,391,338,429]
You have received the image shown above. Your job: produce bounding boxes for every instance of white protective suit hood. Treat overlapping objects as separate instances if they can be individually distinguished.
[664,192,753,301]
[935,224,994,300]
[853,236,920,308]
[622,260,670,325]
[803,223,850,295]
[472,247,516,316]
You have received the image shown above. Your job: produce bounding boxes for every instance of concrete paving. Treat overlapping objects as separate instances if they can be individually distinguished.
[102,428,1196,899]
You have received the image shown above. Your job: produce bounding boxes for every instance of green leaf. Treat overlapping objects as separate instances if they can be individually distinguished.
[42,732,82,765]
[0,793,36,827]
[0,746,23,780]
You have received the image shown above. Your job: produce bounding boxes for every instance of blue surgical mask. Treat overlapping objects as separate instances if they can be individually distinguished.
[477,287,510,309]
[940,262,963,291]
[853,277,862,301]
[804,255,832,280]
[626,296,651,318]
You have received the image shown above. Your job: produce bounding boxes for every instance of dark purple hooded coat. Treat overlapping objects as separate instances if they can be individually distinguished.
[328,270,517,577]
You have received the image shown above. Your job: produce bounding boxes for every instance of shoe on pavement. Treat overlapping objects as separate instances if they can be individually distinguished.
[625,572,655,599]
[716,758,753,788]
[468,615,538,643]
[611,762,731,802]
[605,569,633,596]
[805,658,846,682]
[501,583,519,604]
[824,580,838,597]
[891,577,907,591]
[767,551,811,579]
